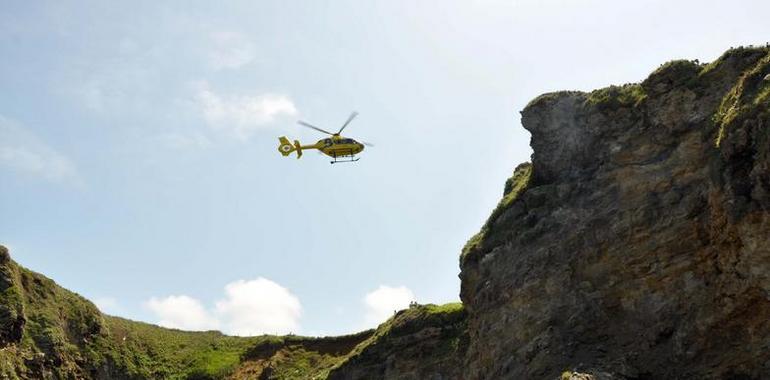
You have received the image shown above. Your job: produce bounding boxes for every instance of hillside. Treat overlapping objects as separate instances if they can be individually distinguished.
[2,45,769,379]
[0,245,465,379]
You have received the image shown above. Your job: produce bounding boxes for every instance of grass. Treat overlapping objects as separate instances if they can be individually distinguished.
[700,45,770,76]
[0,247,470,379]
[235,332,374,380]
[586,84,647,110]
[13,264,108,378]
[461,163,532,263]
[259,347,339,380]
[325,302,467,376]
[0,247,266,379]
[714,50,770,147]
[383,303,465,336]
[0,247,381,379]
[0,252,367,379]
[102,317,265,379]
[650,59,701,78]
[423,302,463,315]
[0,253,25,345]
[2,253,464,380]
[525,90,584,109]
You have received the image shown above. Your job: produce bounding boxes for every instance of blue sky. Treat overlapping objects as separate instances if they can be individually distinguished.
[1,0,768,336]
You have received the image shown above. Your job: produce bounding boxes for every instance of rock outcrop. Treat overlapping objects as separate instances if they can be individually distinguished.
[327,303,467,380]
[460,46,770,379]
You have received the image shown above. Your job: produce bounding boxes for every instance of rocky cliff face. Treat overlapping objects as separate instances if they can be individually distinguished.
[460,46,770,379]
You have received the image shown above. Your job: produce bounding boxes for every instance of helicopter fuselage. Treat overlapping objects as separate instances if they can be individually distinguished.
[309,136,365,158]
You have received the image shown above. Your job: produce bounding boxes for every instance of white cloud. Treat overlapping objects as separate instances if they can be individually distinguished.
[208,31,256,70]
[195,81,297,140]
[145,295,220,331]
[363,285,415,327]
[0,116,80,184]
[62,61,153,114]
[215,278,302,336]
[145,277,301,336]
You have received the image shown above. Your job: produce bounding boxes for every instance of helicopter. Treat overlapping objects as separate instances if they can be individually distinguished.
[278,111,373,164]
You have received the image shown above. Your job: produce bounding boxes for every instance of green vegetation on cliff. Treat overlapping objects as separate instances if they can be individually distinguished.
[461,162,532,264]
[326,302,466,380]
[232,331,374,379]
[714,49,770,146]
[585,83,647,109]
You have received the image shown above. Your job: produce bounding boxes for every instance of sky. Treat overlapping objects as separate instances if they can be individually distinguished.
[1,0,768,336]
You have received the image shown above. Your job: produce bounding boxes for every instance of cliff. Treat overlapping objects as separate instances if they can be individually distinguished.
[460,46,770,379]
[2,46,769,379]
[326,303,467,380]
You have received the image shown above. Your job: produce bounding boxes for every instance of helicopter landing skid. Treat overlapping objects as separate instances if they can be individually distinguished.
[330,149,359,164]
[330,157,359,164]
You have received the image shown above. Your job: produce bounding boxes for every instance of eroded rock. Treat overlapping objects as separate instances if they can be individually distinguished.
[460,47,770,379]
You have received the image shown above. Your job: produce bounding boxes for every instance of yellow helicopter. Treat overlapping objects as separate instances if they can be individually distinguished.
[278,111,373,164]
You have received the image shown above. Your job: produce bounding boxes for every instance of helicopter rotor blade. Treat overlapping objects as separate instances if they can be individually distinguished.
[298,120,335,135]
[361,141,374,147]
[337,111,359,134]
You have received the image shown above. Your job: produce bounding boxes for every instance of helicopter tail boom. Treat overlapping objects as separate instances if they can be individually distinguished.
[278,136,303,158]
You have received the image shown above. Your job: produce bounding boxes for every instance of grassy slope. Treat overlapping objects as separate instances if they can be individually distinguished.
[0,245,465,379]
[102,317,260,379]
[0,246,263,379]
